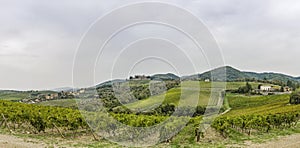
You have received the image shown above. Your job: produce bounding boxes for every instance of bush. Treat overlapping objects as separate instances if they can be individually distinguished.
[290,92,300,104]
[235,82,252,94]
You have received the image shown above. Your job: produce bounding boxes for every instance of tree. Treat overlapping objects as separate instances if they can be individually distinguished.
[287,80,296,90]
[280,86,284,92]
[245,82,252,93]
[236,82,252,94]
[290,92,300,104]
[258,84,262,90]
[287,80,293,88]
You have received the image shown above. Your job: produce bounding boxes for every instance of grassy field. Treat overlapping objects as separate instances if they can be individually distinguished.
[125,81,265,110]
[224,93,300,116]
[0,90,56,101]
[0,90,31,101]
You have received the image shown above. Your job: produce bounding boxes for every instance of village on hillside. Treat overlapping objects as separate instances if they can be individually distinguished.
[20,89,86,104]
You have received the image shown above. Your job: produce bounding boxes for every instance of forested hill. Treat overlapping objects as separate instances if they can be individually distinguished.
[183,66,300,84]
[94,66,299,88]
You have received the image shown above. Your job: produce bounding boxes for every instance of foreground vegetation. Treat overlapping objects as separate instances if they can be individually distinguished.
[211,88,300,144]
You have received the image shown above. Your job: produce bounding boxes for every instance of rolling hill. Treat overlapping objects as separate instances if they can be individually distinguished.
[151,73,180,80]
[183,66,300,83]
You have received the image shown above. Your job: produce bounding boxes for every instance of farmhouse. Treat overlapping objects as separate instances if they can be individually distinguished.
[260,86,272,92]
[283,86,292,92]
[79,89,85,94]
[46,95,51,100]
[204,79,210,82]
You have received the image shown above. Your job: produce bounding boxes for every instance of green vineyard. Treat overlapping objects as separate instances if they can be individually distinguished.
[0,101,87,137]
[213,112,300,137]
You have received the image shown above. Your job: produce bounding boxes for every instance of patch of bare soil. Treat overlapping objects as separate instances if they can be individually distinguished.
[245,134,300,148]
[199,126,226,144]
[0,130,103,148]
[0,134,46,148]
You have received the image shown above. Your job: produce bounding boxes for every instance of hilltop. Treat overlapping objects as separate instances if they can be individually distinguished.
[93,66,300,87]
[183,66,300,84]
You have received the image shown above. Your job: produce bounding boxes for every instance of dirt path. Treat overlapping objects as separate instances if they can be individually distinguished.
[0,134,47,148]
[1,132,299,148]
[245,134,300,148]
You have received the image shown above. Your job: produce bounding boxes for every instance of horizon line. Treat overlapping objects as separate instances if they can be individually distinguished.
[0,65,299,91]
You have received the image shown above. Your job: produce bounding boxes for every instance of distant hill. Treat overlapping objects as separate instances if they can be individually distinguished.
[94,66,299,88]
[296,77,300,81]
[96,79,126,88]
[183,66,247,81]
[151,73,180,80]
[50,66,300,92]
[244,71,296,83]
[52,87,77,92]
[95,73,180,88]
[201,66,248,81]
[183,66,300,84]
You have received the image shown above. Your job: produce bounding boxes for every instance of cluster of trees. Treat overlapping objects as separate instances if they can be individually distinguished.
[275,80,300,92]
[97,80,180,110]
[290,92,300,104]
[235,82,252,94]
[212,112,300,137]
[112,103,208,117]
[129,75,151,80]
[286,80,299,91]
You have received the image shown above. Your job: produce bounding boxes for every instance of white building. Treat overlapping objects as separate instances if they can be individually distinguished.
[204,79,210,82]
[260,86,272,91]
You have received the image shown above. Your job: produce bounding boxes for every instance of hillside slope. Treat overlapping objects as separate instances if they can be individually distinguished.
[183,66,300,83]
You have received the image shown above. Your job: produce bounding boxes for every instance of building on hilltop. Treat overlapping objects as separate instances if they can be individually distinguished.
[129,75,151,80]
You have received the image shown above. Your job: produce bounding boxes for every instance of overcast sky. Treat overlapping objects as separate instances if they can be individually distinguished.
[1,0,300,90]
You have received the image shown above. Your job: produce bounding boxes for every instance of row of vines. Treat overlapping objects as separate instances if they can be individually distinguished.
[212,112,300,137]
[0,100,196,143]
[0,100,88,138]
